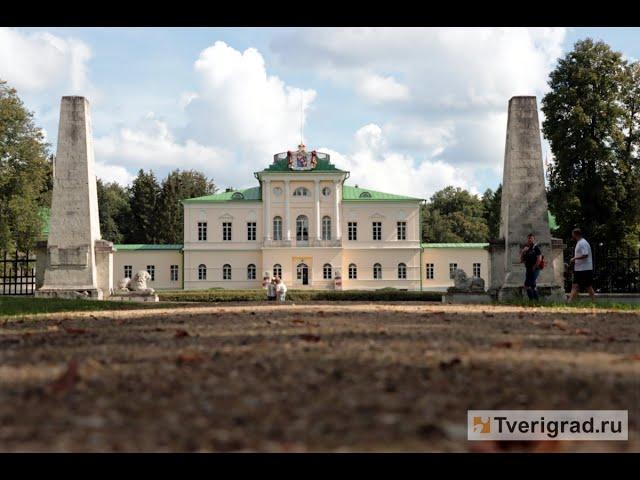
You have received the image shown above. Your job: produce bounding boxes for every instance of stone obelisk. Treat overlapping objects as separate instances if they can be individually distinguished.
[36,96,113,299]
[489,96,565,301]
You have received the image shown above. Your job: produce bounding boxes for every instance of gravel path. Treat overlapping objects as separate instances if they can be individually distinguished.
[1,302,638,452]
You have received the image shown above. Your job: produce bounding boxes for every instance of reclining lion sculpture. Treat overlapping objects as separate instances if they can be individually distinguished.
[118,270,155,295]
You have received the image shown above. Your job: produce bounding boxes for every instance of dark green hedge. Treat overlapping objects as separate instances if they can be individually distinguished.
[158,288,443,303]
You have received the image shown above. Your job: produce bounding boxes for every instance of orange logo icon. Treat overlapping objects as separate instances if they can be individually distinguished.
[473,416,491,434]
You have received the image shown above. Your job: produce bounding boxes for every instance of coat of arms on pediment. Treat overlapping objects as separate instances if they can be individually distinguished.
[287,144,318,171]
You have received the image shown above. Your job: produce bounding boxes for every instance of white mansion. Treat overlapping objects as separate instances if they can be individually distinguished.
[112,145,490,291]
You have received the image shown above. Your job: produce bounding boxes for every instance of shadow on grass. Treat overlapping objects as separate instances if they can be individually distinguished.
[0,296,163,317]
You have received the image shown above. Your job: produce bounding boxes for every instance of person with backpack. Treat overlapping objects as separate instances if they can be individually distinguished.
[520,233,543,301]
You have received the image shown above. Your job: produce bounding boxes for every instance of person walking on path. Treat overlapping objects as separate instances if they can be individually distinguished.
[275,277,287,302]
[520,233,542,301]
[267,277,277,301]
[568,228,596,302]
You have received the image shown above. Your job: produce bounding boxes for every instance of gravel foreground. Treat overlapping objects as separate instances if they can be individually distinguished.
[0,302,638,452]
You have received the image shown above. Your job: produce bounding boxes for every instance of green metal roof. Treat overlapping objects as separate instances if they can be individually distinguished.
[342,185,423,202]
[114,244,183,251]
[259,155,347,173]
[183,186,262,203]
[422,243,490,249]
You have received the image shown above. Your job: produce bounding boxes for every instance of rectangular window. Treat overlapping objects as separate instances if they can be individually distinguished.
[449,263,458,278]
[198,221,207,241]
[124,265,132,279]
[323,264,332,280]
[170,265,179,282]
[425,263,434,280]
[473,263,481,278]
[223,222,232,241]
[397,221,407,240]
[372,222,382,241]
[348,222,358,241]
[247,222,256,241]
[146,265,155,282]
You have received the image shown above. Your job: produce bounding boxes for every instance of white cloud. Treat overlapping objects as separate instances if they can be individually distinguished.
[184,41,316,168]
[271,27,566,188]
[93,41,318,188]
[272,28,564,112]
[357,73,409,103]
[0,27,95,96]
[324,124,476,199]
[94,112,232,185]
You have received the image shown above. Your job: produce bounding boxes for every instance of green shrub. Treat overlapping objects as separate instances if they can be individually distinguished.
[157,289,443,303]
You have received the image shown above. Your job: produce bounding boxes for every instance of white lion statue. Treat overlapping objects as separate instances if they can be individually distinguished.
[118,270,155,295]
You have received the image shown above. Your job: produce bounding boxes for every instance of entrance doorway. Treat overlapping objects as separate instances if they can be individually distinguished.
[296,263,309,285]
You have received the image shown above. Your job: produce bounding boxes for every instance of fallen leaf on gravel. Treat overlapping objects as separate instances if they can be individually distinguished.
[439,357,462,370]
[629,354,640,361]
[176,352,204,365]
[292,319,305,325]
[298,334,321,342]
[574,329,591,335]
[49,359,80,395]
[64,327,87,335]
[470,440,567,453]
[47,325,60,332]
[493,341,514,349]
[174,329,190,338]
[552,319,569,331]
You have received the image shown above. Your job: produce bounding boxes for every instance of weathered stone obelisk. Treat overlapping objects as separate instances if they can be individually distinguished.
[488,96,565,301]
[36,96,114,299]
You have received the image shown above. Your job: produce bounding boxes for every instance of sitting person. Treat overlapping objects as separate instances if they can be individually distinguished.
[275,277,287,302]
[267,278,277,301]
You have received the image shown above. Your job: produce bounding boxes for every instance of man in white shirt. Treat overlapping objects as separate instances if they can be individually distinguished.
[568,228,595,302]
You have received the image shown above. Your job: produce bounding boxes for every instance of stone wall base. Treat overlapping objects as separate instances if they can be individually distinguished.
[35,288,104,300]
[110,294,159,303]
[496,285,566,303]
[442,292,493,304]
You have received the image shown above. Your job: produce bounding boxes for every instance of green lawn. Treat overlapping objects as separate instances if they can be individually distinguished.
[0,296,162,317]
[500,299,640,311]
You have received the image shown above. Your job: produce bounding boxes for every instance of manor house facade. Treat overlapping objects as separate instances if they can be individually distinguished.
[111,145,490,292]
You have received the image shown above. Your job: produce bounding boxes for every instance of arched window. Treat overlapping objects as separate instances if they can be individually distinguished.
[198,264,207,281]
[273,216,282,241]
[359,191,372,198]
[348,263,357,280]
[231,191,244,200]
[273,264,282,279]
[296,215,309,241]
[247,264,256,280]
[322,216,331,240]
[323,263,332,280]
[398,262,407,279]
[223,264,232,280]
[373,263,382,280]
[293,186,310,197]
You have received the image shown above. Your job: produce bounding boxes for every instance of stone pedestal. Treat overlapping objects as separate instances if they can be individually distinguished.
[36,96,112,300]
[489,96,565,302]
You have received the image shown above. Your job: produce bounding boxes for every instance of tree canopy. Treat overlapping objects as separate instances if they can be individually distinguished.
[0,80,52,253]
[542,38,640,253]
[421,186,491,243]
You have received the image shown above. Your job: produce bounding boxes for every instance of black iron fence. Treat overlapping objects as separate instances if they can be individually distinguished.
[1,251,36,295]
[563,245,640,293]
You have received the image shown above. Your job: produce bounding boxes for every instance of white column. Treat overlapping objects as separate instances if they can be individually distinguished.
[314,178,321,242]
[263,179,271,241]
[334,180,341,240]
[284,179,291,241]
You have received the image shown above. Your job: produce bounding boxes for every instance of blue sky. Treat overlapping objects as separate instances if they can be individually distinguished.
[3,27,640,198]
